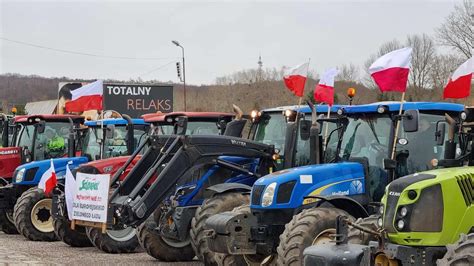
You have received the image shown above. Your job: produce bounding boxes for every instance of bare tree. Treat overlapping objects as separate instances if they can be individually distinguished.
[406,34,436,89]
[430,54,465,90]
[436,0,473,59]
[337,63,360,82]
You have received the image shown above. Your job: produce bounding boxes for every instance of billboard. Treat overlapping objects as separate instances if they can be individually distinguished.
[58,82,173,118]
[104,84,173,117]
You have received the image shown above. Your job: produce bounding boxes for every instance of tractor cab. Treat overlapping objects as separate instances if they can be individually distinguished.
[0,114,14,148]
[0,115,84,183]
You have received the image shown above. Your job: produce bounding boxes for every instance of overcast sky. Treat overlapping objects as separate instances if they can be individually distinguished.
[0,0,464,85]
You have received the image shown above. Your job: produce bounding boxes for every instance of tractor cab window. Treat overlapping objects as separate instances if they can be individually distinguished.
[254,113,286,154]
[17,124,34,151]
[34,122,70,161]
[339,115,392,201]
[396,113,455,175]
[185,121,220,135]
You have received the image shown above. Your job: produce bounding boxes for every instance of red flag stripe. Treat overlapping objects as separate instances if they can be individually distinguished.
[283,75,307,97]
[65,95,103,113]
[443,73,473,99]
[44,171,57,195]
[314,84,334,106]
[370,67,410,93]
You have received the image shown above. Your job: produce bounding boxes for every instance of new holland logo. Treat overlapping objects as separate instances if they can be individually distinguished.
[230,139,246,147]
[349,180,364,194]
[389,191,401,197]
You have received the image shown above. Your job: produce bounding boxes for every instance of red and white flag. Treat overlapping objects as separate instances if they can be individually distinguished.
[283,62,309,97]
[65,80,103,113]
[64,163,75,220]
[38,159,57,196]
[369,47,412,93]
[443,57,474,99]
[314,68,339,106]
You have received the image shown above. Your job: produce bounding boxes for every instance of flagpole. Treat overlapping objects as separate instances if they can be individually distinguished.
[391,92,406,160]
[323,107,331,150]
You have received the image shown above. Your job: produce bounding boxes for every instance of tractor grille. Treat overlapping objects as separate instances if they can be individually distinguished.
[456,174,474,206]
[24,167,39,182]
[276,180,296,204]
[252,185,266,205]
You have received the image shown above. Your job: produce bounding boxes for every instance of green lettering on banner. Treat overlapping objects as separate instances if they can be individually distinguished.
[79,179,100,191]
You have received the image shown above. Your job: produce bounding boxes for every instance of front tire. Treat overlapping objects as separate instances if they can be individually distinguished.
[0,208,18,234]
[53,216,92,247]
[13,187,58,241]
[137,214,195,261]
[277,207,354,266]
[86,226,140,254]
[190,192,250,265]
[437,233,474,266]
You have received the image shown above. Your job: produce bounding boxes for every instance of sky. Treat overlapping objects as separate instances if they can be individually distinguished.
[0,0,464,85]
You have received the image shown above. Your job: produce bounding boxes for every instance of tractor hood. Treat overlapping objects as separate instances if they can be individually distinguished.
[78,155,141,176]
[0,147,22,180]
[251,162,366,210]
[13,157,88,186]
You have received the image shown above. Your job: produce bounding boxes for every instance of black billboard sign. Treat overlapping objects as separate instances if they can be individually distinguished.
[103,84,173,117]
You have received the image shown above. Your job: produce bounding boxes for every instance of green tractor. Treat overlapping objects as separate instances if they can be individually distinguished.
[303,111,474,266]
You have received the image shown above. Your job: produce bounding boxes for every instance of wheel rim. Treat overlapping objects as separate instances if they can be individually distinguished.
[312,228,336,245]
[30,198,54,233]
[106,227,136,242]
[244,254,275,266]
[161,235,191,248]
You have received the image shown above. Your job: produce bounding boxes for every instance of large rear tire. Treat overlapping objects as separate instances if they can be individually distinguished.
[347,215,380,245]
[190,192,250,265]
[137,213,195,261]
[277,207,354,266]
[13,187,58,241]
[53,216,92,247]
[86,226,141,254]
[437,233,474,266]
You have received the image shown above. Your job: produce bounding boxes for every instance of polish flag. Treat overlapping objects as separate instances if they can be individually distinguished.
[38,159,57,196]
[65,80,103,113]
[314,68,339,106]
[443,57,474,99]
[283,62,309,97]
[64,163,75,220]
[369,47,412,92]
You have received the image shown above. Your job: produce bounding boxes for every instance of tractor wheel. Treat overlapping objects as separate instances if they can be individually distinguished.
[0,208,18,234]
[277,207,355,266]
[137,212,196,261]
[13,187,58,241]
[86,226,141,254]
[53,216,92,247]
[437,233,474,266]
[347,215,380,245]
[190,192,250,266]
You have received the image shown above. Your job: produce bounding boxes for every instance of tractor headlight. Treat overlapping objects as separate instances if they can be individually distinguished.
[399,206,408,217]
[379,205,384,215]
[261,182,277,207]
[397,219,405,230]
[378,217,383,227]
[15,168,26,183]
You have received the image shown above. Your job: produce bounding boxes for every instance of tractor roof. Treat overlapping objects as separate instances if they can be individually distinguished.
[263,104,344,114]
[84,118,148,127]
[14,114,84,124]
[340,101,464,114]
[142,112,235,123]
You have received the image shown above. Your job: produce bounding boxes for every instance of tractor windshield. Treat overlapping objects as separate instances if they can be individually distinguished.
[254,112,286,154]
[82,126,131,160]
[185,121,221,135]
[18,122,72,161]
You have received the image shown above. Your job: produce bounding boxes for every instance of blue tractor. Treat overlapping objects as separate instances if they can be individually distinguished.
[100,104,345,263]
[205,101,465,265]
[5,116,148,241]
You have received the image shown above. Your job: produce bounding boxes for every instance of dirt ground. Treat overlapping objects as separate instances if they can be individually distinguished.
[0,232,202,265]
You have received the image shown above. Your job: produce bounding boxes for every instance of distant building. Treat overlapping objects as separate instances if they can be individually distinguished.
[25,100,57,115]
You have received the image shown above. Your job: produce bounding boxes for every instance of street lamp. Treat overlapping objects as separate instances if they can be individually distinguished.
[172,40,186,111]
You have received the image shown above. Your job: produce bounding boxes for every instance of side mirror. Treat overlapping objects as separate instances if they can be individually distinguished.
[300,120,311,141]
[36,121,46,134]
[175,116,188,135]
[106,124,115,139]
[403,109,419,133]
[435,123,446,146]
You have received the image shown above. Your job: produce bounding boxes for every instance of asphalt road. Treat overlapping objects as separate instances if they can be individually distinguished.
[0,232,203,265]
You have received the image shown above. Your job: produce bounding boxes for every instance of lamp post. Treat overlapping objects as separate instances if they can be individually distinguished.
[172,40,186,111]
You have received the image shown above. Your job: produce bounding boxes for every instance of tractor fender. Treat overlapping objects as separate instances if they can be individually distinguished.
[0,177,9,186]
[206,183,252,197]
[301,195,369,219]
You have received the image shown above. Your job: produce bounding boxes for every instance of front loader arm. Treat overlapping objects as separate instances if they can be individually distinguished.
[109,135,274,228]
